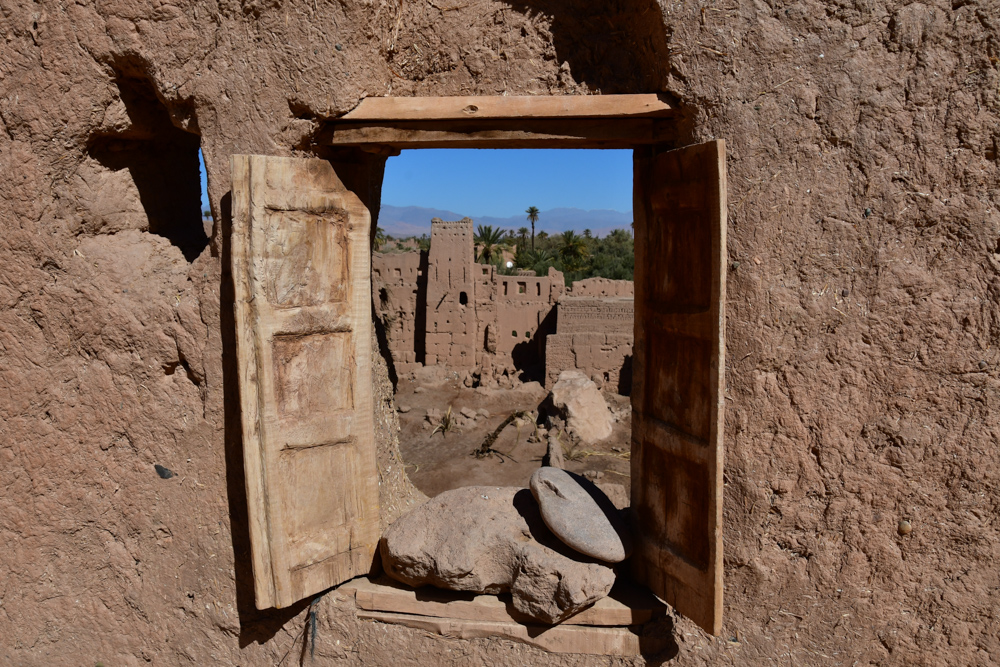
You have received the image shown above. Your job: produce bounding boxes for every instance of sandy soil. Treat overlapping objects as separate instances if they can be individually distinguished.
[393,370,632,498]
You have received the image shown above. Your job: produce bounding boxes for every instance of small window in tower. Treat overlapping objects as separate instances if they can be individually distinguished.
[536,283,542,296]
[459,292,468,305]
[503,282,508,296]
[518,282,526,294]
[511,330,517,337]
[482,267,488,275]
[525,331,531,338]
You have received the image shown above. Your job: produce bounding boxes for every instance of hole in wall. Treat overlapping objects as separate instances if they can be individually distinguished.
[87,73,208,261]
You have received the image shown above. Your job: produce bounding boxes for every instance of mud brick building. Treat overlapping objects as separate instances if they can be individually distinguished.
[373,217,634,386]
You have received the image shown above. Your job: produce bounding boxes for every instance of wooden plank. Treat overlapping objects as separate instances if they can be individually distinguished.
[339,577,667,627]
[356,611,648,656]
[231,155,380,610]
[341,94,673,121]
[646,310,712,340]
[630,140,727,636]
[321,118,657,149]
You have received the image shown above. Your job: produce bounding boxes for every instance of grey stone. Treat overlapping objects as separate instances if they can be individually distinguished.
[381,486,615,624]
[477,408,490,418]
[459,406,477,420]
[550,371,613,443]
[397,404,412,413]
[530,467,633,563]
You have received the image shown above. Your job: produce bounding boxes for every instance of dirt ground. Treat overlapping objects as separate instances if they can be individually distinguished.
[393,369,632,497]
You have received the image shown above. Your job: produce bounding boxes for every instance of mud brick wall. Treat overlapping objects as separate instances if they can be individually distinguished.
[2,0,998,663]
[372,250,424,372]
[546,298,635,388]
[569,276,635,298]
[424,218,476,368]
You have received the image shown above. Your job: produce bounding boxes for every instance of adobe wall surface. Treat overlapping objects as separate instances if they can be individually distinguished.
[546,297,635,388]
[569,276,635,298]
[1,0,999,664]
[372,250,424,371]
[425,218,477,368]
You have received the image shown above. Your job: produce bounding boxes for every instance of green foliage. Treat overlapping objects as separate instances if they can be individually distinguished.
[474,225,509,264]
[558,230,590,272]
[373,226,386,251]
[517,227,633,284]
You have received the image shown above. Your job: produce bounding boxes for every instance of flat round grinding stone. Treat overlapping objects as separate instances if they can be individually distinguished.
[529,467,634,563]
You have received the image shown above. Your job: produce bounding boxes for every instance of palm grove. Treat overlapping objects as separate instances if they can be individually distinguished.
[375,208,634,285]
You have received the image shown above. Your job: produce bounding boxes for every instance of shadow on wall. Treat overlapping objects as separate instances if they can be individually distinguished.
[86,73,209,261]
[618,354,633,396]
[512,306,559,383]
[509,0,672,95]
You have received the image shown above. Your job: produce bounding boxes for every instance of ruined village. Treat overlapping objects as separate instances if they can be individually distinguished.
[3,0,1000,664]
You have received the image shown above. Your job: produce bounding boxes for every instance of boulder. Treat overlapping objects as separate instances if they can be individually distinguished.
[459,406,477,420]
[381,486,615,624]
[550,371,613,443]
[530,467,633,563]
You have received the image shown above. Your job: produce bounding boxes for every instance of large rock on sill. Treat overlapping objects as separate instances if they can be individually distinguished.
[530,467,633,563]
[380,486,615,624]
[550,371,613,443]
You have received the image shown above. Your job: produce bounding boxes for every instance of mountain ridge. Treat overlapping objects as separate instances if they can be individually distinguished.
[378,205,633,238]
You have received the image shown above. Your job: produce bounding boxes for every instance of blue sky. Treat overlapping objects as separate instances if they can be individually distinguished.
[381,149,632,217]
[199,148,633,217]
[199,150,210,213]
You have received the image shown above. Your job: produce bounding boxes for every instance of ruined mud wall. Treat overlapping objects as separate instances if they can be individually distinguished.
[1,0,999,664]
[569,276,635,297]
[546,297,634,389]
[425,219,477,368]
[372,250,425,372]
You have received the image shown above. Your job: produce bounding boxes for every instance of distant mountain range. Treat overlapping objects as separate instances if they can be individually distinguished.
[377,205,633,239]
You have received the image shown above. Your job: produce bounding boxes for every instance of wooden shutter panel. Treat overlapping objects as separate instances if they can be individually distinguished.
[630,140,726,635]
[231,155,379,610]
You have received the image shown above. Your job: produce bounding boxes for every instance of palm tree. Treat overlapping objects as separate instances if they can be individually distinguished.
[583,228,592,239]
[517,227,529,248]
[474,225,508,264]
[608,228,631,243]
[374,227,387,251]
[559,230,590,272]
[525,206,540,251]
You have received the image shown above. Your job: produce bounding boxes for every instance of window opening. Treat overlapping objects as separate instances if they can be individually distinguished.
[87,74,209,261]
[234,103,724,640]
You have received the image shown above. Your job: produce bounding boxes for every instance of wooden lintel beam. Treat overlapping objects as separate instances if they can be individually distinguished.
[340,94,674,121]
[319,119,662,149]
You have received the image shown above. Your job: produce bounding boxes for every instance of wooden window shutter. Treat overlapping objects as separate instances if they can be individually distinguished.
[630,140,727,635]
[230,155,380,610]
